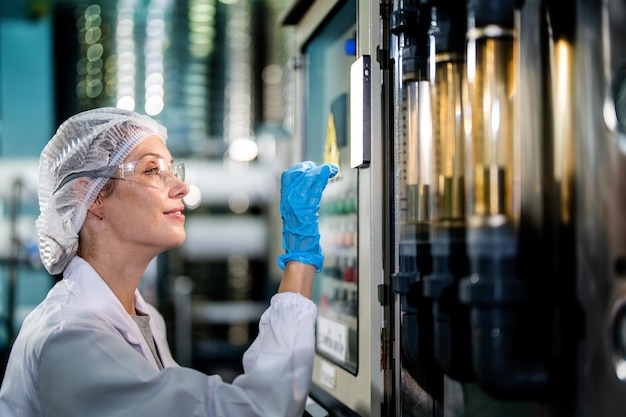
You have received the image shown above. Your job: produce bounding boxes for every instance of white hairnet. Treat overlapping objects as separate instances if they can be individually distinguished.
[36,107,167,275]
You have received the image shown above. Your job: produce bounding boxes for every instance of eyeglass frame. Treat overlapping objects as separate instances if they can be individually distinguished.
[54,157,185,194]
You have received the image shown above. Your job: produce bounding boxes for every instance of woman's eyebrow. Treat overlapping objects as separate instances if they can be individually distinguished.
[137,152,173,162]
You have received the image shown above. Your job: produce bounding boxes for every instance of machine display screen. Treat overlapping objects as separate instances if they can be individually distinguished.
[302,0,358,374]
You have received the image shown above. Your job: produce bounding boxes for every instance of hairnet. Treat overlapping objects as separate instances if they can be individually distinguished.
[36,107,167,275]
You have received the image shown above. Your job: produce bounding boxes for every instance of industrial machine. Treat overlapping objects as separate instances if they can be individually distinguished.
[282,1,384,415]
[283,0,626,416]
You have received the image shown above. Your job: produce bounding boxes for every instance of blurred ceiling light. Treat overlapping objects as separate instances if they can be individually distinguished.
[117,96,136,111]
[116,2,137,112]
[183,184,202,209]
[261,63,282,84]
[146,84,164,97]
[145,72,164,86]
[116,19,133,37]
[87,43,104,60]
[145,96,164,115]
[228,137,258,162]
[228,191,250,214]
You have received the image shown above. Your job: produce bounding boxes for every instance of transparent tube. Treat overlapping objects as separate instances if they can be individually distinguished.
[426,48,474,381]
[404,80,433,224]
[466,28,516,220]
[432,57,466,221]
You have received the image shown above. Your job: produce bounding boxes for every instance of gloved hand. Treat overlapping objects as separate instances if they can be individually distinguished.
[277,161,339,272]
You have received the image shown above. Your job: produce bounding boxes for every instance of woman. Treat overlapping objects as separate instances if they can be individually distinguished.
[0,107,337,417]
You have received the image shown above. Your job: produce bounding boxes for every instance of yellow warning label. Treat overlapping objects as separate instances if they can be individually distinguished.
[324,112,341,176]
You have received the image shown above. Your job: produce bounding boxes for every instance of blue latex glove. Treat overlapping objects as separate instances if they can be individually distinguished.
[277,161,339,272]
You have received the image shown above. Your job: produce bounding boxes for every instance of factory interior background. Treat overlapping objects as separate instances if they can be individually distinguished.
[7,0,626,415]
[0,0,294,383]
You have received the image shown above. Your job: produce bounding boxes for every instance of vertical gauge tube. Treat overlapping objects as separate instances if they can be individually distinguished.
[422,0,474,381]
[466,33,516,221]
[459,0,549,398]
[432,56,465,222]
[390,0,437,390]
[405,80,433,228]
[463,0,518,299]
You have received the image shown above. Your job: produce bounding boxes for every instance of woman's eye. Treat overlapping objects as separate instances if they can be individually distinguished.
[144,166,160,175]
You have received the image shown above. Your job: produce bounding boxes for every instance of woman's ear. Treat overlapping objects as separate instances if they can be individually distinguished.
[88,193,105,221]
[73,178,105,221]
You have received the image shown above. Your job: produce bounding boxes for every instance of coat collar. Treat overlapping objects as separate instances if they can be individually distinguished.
[62,256,162,369]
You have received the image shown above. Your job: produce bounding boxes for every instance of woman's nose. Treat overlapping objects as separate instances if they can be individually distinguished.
[169,175,190,198]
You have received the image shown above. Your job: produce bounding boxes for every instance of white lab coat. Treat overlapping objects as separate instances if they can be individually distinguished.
[0,256,316,417]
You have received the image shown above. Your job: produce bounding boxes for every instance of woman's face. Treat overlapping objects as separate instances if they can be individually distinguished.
[99,135,189,256]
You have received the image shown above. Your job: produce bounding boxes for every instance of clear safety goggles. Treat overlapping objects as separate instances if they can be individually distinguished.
[55,157,185,193]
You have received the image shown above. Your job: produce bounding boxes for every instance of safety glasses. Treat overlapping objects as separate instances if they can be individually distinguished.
[54,157,185,193]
